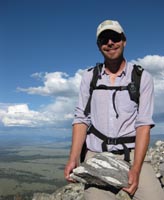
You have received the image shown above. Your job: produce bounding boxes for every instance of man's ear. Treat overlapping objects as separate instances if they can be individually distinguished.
[123,40,126,47]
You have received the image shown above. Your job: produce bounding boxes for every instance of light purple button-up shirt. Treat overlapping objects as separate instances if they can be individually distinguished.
[73,62,155,152]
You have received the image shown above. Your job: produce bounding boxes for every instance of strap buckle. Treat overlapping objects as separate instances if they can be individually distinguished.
[120,86,127,91]
[107,137,118,145]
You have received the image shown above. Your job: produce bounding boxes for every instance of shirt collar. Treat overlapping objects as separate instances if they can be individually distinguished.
[101,60,127,77]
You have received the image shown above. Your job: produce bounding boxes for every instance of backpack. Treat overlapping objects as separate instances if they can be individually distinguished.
[80,63,144,163]
[84,63,144,117]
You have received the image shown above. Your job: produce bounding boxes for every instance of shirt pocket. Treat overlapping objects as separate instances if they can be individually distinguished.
[91,90,111,115]
[116,90,137,113]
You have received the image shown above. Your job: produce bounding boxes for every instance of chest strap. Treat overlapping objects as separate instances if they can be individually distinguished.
[87,125,135,162]
[95,85,128,118]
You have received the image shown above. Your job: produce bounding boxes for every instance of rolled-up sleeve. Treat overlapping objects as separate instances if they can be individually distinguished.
[72,69,92,126]
[135,70,155,128]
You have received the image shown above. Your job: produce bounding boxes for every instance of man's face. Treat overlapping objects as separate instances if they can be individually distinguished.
[97,30,126,61]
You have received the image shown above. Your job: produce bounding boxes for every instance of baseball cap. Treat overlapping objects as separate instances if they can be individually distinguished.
[96,20,125,38]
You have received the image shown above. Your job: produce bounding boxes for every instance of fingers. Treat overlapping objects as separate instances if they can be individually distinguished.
[123,169,139,195]
[65,174,76,182]
[64,161,77,183]
[123,183,137,195]
[128,174,133,185]
[64,165,71,180]
[64,168,74,182]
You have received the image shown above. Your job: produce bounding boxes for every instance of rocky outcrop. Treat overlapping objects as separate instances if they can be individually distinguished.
[32,183,131,200]
[32,183,84,200]
[32,140,164,200]
[146,140,164,187]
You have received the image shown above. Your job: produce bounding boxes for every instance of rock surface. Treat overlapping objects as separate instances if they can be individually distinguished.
[32,183,84,200]
[32,140,164,200]
[32,183,131,200]
[146,140,164,187]
[70,152,130,188]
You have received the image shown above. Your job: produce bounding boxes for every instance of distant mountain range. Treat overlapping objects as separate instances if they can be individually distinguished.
[0,132,72,148]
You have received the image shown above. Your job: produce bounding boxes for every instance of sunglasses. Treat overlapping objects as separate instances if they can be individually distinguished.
[97,30,123,46]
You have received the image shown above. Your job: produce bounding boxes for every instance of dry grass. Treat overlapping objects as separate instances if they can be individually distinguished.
[0,141,70,196]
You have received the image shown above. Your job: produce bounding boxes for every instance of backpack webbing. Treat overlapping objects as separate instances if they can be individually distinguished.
[84,63,103,116]
[84,63,144,116]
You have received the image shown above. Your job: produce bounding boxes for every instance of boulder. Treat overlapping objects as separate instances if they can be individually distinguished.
[70,152,130,188]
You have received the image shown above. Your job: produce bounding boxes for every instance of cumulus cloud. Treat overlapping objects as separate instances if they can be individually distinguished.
[0,101,75,128]
[0,55,163,128]
[1,104,51,127]
[0,69,84,127]
[17,69,84,97]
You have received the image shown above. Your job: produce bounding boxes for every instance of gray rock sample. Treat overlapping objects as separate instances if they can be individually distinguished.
[70,152,130,188]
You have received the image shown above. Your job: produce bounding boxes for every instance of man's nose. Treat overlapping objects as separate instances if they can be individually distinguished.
[107,39,114,44]
[107,39,114,47]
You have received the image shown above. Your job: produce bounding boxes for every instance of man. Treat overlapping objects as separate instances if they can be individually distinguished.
[64,20,164,199]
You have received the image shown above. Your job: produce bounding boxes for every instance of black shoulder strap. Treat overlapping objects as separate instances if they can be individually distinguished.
[129,64,144,104]
[132,64,144,85]
[84,63,103,116]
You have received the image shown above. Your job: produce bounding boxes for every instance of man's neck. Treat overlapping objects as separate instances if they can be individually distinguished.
[104,57,125,74]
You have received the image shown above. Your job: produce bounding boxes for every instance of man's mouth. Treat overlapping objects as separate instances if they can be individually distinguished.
[105,47,118,52]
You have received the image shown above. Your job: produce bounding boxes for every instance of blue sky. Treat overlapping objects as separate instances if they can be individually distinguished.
[0,0,164,137]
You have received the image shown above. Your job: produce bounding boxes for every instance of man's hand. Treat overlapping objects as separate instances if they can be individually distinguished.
[64,160,78,182]
[64,124,88,182]
[123,167,140,195]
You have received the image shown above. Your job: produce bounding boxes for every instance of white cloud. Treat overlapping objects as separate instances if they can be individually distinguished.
[17,69,84,97]
[0,55,163,128]
[0,69,84,127]
[1,104,51,127]
[0,98,77,127]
